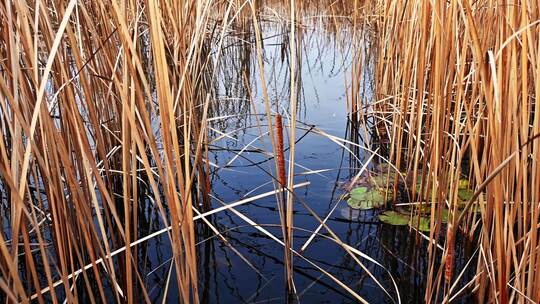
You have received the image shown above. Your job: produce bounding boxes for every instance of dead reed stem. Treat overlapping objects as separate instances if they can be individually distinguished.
[0,0,228,301]
[367,0,540,302]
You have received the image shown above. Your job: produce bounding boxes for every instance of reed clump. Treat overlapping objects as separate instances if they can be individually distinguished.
[5,0,540,302]
[366,0,540,302]
[0,0,223,302]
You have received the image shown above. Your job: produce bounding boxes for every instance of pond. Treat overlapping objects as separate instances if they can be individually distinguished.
[5,0,539,302]
[139,13,476,304]
[0,5,478,304]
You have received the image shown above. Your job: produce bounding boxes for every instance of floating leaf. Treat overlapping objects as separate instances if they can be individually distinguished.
[347,198,378,210]
[458,179,469,190]
[347,186,389,210]
[379,211,409,226]
[370,175,396,188]
[417,205,449,223]
[441,209,449,223]
[409,216,430,232]
[458,188,474,201]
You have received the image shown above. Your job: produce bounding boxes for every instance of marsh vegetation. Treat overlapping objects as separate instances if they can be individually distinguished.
[1,0,540,303]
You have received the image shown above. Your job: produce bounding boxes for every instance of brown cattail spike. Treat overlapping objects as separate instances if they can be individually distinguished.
[275,114,287,188]
[445,224,455,284]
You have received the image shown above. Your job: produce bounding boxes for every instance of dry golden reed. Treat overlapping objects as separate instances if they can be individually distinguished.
[364,0,540,302]
[0,0,221,302]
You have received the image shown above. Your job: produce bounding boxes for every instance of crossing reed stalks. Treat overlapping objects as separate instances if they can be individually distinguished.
[0,0,223,301]
[365,0,540,302]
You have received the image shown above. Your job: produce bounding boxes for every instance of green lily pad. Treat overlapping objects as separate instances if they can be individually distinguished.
[408,216,431,232]
[347,186,390,210]
[379,211,409,226]
[347,198,379,210]
[458,179,469,190]
[458,188,474,201]
[441,209,449,223]
[417,205,449,223]
[370,175,396,188]
[410,174,425,194]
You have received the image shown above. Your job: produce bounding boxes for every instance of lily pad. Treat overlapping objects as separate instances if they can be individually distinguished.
[379,211,409,226]
[417,205,449,223]
[458,188,474,201]
[441,209,449,223]
[370,175,395,188]
[458,179,469,190]
[347,186,390,210]
[408,216,431,232]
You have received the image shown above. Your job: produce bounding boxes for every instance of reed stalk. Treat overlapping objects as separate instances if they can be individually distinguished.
[0,0,225,301]
[367,0,540,302]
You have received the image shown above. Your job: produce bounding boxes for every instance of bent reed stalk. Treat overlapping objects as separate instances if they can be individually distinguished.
[4,0,540,303]
[1,0,322,302]
[365,0,540,303]
[0,0,226,302]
